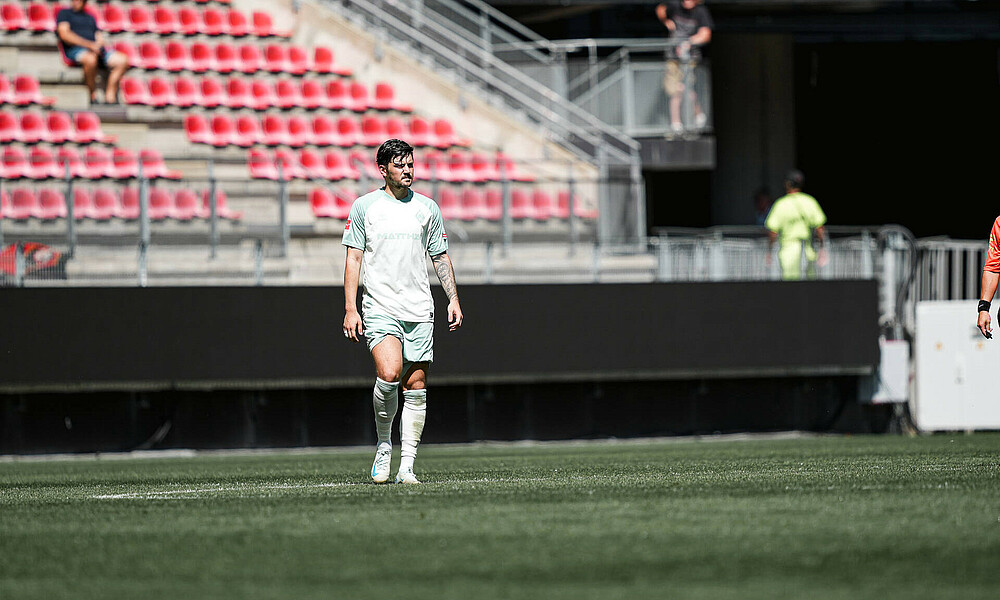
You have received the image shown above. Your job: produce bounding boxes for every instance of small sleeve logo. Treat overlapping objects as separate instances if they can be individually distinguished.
[345,219,351,231]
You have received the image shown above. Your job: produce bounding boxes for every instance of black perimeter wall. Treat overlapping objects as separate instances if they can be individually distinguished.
[0,282,886,453]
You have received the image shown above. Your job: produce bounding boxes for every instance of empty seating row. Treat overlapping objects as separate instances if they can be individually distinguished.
[124,76,405,112]
[309,186,595,222]
[247,147,535,183]
[2,145,180,179]
[3,4,286,38]
[187,113,470,150]
[112,40,349,76]
[0,109,115,144]
[0,186,240,221]
[0,73,56,106]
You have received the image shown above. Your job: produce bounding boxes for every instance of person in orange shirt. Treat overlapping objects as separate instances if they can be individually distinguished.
[976,216,1000,338]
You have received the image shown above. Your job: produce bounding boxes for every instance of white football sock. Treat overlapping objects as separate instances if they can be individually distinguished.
[373,378,399,446]
[399,388,426,472]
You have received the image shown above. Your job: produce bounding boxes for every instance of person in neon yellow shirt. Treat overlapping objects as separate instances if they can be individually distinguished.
[765,170,828,280]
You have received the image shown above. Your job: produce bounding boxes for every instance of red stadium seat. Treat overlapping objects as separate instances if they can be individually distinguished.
[263,44,289,74]
[237,44,262,74]
[287,115,310,148]
[226,9,248,37]
[408,117,432,147]
[373,82,412,112]
[225,77,251,109]
[248,148,278,180]
[137,40,166,70]
[189,42,214,73]
[177,7,200,35]
[300,79,323,110]
[496,151,536,182]
[209,113,234,147]
[102,4,127,33]
[250,78,277,111]
[74,112,117,144]
[127,6,153,34]
[71,188,94,220]
[8,189,39,220]
[202,188,242,220]
[27,145,61,179]
[557,190,598,220]
[184,113,212,145]
[0,109,18,142]
[147,76,174,107]
[121,77,150,105]
[0,189,8,219]
[311,115,337,147]
[275,79,301,109]
[56,146,87,179]
[324,149,360,180]
[18,111,47,143]
[335,116,360,148]
[311,45,351,77]
[164,40,190,72]
[437,186,462,221]
[485,187,505,221]
[1,146,28,179]
[141,148,182,179]
[26,2,54,33]
[172,189,205,220]
[325,79,347,111]
[83,146,113,179]
[447,151,479,182]
[47,117,75,154]
[214,42,237,73]
[275,148,305,179]
[309,186,339,218]
[37,188,67,219]
[261,113,289,146]
[173,76,199,107]
[460,188,488,221]
[471,152,500,181]
[384,115,407,139]
[148,187,173,220]
[200,8,226,36]
[112,40,139,68]
[91,187,120,220]
[152,6,178,35]
[1,4,28,32]
[119,187,140,220]
[233,114,260,147]
[531,190,554,221]
[298,147,327,179]
[251,11,290,38]
[13,75,55,106]
[349,149,380,180]
[199,76,226,107]
[347,81,369,113]
[421,149,446,181]
[111,147,139,179]
[510,189,536,219]
[287,45,309,75]
[360,115,386,147]
[432,119,470,149]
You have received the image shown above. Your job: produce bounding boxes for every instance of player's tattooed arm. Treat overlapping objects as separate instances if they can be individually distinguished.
[431,252,458,301]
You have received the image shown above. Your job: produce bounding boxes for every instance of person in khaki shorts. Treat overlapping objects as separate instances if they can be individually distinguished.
[342,138,464,485]
[656,0,713,132]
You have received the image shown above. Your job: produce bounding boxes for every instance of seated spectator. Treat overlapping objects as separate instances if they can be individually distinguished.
[56,0,130,104]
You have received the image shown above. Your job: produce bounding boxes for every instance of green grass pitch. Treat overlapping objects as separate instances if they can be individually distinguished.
[1,433,999,599]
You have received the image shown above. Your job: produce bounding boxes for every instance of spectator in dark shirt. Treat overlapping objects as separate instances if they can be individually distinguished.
[56,0,130,104]
[656,1,713,132]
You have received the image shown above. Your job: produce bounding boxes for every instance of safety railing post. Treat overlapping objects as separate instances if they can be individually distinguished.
[14,241,25,287]
[277,163,288,258]
[208,160,218,259]
[254,239,264,286]
[138,163,150,249]
[500,161,511,255]
[64,161,76,257]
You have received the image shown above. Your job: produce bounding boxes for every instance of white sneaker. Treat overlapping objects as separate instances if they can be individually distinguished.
[695,113,708,128]
[371,445,392,483]
[394,469,421,485]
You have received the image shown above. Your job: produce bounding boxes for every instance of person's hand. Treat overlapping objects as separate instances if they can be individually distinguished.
[817,247,829,267]
[978,310,993,339]
[447,300,463,332]
[343,309,363,343]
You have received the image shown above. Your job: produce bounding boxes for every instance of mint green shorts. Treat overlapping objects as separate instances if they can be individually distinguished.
[364,313,434,366]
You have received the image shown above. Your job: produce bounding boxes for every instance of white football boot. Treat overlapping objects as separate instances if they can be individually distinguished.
[394,469,421,485]
[371,445,392,484]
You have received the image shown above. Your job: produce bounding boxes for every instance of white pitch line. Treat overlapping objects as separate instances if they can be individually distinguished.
[91,481,363,500]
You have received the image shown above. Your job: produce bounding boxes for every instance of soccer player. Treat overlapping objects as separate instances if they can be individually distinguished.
[976,216,1000,339]
[342,139,464,484]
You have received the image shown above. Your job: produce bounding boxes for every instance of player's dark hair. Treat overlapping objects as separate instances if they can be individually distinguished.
[785,169,805,190]
[376,139,415,167]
